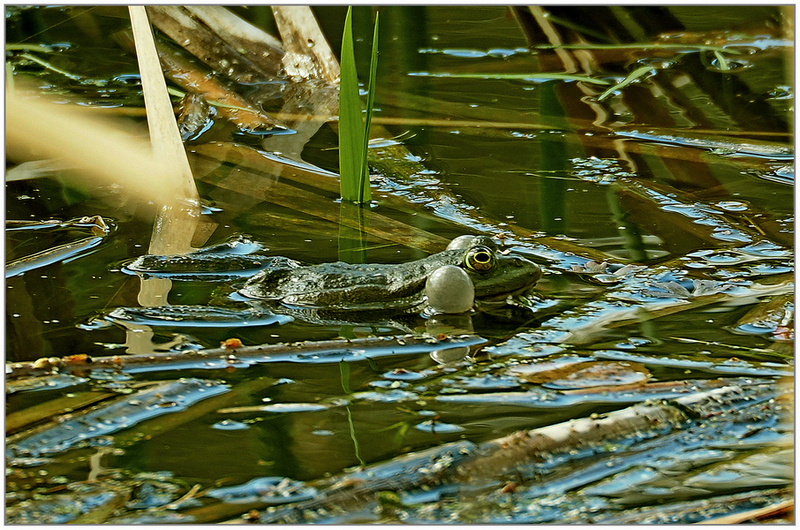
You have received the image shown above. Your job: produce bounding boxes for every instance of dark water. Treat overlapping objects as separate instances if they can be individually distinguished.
[5,6,794,524]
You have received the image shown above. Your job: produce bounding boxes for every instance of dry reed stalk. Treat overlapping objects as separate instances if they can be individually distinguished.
[146,6,274,85]
[698,499,794,524]
[183,6,284,76]
[272,6,340,83]
[128,6,206,320]
[128,6,198,207]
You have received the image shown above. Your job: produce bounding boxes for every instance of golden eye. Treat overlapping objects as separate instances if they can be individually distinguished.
[465,246,496,272]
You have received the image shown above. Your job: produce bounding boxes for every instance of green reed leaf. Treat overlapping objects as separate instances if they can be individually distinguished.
[6,43,55,53]
[338,7,378,204]
[338,6,365,203]
[358,11,379,204]
[435,72,610,85]
[18,52,83,80]
[597,65,656,102]
[713,50,731,71]
[535,43,741,54]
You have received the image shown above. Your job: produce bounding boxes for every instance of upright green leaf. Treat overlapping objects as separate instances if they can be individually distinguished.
[358,11,379,204]
[338,6,365,202]
[338,6,377,204]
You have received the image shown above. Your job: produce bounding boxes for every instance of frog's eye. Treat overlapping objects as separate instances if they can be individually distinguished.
[465,246,496,272]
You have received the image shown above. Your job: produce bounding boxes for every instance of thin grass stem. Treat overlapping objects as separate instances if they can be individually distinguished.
[430,72,610,85]
[358,11,379,204]
[6,44,54,52]
[535,43,741,53]
[18,52,83,80]
[597,65,656,102]
[713,50,731,71]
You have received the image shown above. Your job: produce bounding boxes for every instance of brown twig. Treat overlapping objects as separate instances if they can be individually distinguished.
[5,334,486,379]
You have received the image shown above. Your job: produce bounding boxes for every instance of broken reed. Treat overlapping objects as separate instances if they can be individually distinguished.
[338,6,379,204]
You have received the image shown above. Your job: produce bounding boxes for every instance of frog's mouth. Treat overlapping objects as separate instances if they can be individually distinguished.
[470,254,542,302]
[475,282,537,307]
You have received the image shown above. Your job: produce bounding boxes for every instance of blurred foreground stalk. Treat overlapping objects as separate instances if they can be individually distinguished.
[5,92,193,212]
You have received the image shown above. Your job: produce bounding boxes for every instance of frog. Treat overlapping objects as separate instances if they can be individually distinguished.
[238,235,542,312]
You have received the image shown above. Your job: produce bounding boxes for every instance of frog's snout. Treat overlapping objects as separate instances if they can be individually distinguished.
[510,255,543,289]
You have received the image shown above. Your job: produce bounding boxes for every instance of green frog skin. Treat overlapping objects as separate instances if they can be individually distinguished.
[239,235,542,310]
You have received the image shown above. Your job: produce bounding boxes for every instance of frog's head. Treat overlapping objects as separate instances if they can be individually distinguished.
[447,235,542,299]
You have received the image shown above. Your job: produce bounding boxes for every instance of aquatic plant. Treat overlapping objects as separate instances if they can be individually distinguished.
[338,6,379,204]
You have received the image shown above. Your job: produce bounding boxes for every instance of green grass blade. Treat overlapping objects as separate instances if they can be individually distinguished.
[338,6,364,202]
[434,72,610,85]
[597,65,656,102]
[535,43,741,54]
[713,50,730,71]
[18,52,83,80]
[358,11,379,204]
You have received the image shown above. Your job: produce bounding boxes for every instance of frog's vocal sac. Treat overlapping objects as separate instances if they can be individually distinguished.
[239,235,542,310]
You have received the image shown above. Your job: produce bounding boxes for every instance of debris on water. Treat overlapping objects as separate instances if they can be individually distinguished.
[5,215,112,235]
[6,236,106,278]
[8,378,229,458]
[205,476,317,505]
[430,345,471,365]
[5,335,490,378]
[753,163,794,186]
[732,294,794,341]
[6,373,89,394]
[614,130,794,160]
[415,419,466,434]
[570,156,635,184]
[5,481,130,524]
[212,419,250,430]
[175,92,214,141]
[382,368,429,381]
[351,389,420,403]
[4,6,794,525]
[570,261,647,284]
[571,260,610,274]
[451,372,522,391]
[216,402,330,414]
[690,279,731,297]
[594,349,791,377]
[510,359,650,389]
[222,337,244,349]
[641,278,730,299]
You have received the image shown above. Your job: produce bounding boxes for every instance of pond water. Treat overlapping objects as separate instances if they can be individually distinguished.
[5,5,794,524]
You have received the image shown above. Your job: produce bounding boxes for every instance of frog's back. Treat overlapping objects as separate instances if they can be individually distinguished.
[240,251,462,308]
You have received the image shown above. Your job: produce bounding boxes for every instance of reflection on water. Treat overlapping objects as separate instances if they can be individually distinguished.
[5,5,793,524]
